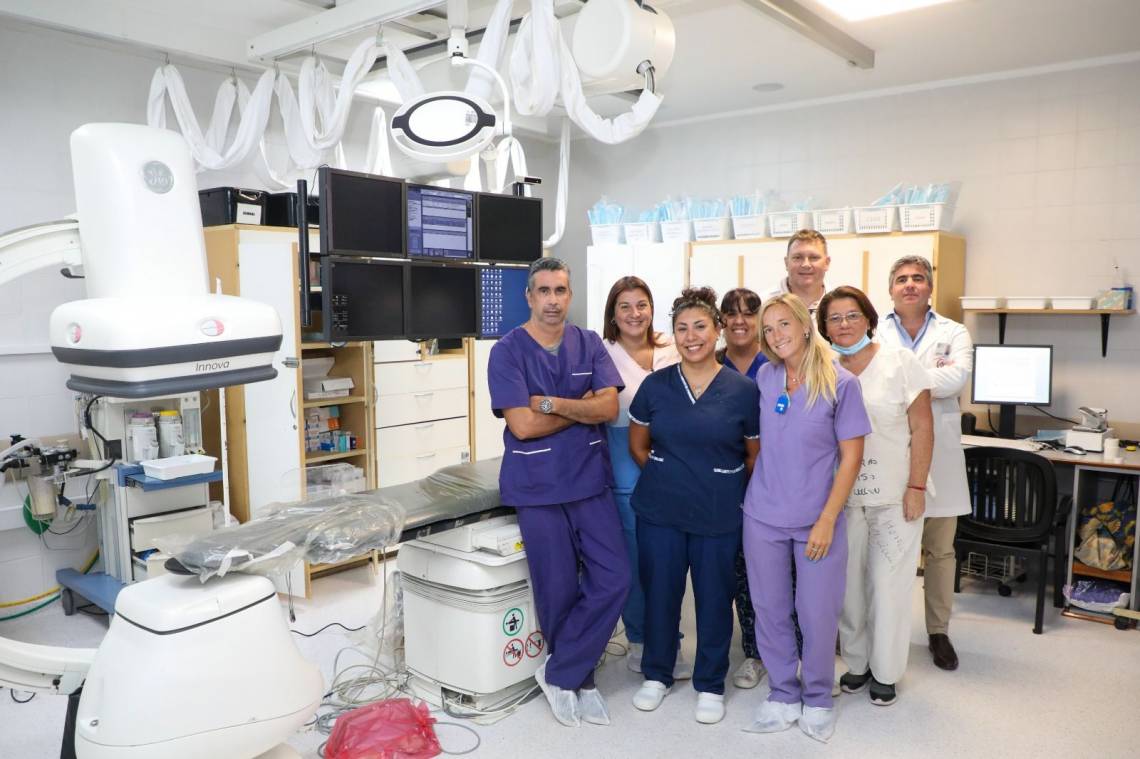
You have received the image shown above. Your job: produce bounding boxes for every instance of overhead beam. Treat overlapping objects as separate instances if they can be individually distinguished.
[248,0,442,62]
[738,0,875,69]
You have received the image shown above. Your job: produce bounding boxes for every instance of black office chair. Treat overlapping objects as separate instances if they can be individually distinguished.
[954,447,1059,634]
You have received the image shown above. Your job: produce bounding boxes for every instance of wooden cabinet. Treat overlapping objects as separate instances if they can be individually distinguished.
[586,242,688,335]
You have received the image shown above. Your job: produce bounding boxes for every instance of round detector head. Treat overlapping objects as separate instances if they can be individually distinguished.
[391,90,497,163]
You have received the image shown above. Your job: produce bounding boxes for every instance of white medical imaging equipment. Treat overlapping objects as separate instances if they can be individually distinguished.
[397,515,539,714]
[569,0,676,97]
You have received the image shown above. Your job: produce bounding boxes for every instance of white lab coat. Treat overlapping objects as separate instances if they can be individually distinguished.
[877,311,972,518]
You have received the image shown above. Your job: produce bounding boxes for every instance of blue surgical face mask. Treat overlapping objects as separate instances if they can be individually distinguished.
[831,333,872,356]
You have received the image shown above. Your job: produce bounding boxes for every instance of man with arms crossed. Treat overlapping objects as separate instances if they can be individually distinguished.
[488,257,631,726]
[877,255,972,671]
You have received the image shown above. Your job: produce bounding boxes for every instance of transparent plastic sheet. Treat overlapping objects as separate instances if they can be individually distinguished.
[157,460,502,582]
[351,570,405,670]
[155,494,406,582]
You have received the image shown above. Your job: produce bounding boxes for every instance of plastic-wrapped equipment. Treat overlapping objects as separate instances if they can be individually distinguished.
[325,698,441,759]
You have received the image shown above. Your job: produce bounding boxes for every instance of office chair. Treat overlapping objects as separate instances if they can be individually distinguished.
[954,447,1061,634]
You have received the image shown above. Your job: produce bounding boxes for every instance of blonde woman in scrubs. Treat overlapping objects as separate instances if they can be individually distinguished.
[817,286,933,707]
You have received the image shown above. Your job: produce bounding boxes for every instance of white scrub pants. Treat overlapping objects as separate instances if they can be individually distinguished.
[839,504,923,685]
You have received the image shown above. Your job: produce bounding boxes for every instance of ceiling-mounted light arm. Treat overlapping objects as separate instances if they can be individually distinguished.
[737,0,875,69]
[636,60,656,95]
[450,54,512,139]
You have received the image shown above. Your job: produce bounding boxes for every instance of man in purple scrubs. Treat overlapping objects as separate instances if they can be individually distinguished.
[488,257,630,728]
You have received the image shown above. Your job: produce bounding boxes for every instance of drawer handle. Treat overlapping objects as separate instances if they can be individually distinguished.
[414,423,435,430]
[415,452,437,460]
[413,392,434,399]
[413,362,433,370]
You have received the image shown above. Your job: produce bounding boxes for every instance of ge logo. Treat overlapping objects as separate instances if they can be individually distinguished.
[142,161,174,194]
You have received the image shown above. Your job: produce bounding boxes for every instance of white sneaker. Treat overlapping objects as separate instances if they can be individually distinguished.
[534,660,581,727]
[577,688,611,726]
[695,692,725,724]
[673,648,694,680]
[733,658,767,689]
[632,680,670,711]
[799,705,837,743]
[627,642,644,673]
[744,699,801,734]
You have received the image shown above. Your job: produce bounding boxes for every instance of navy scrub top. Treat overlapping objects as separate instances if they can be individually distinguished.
[628,365,759,536]
[720,350,768,381]
[488,324,624,508]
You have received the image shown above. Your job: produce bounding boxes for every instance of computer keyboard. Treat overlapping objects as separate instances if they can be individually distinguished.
[961,435,1048,452]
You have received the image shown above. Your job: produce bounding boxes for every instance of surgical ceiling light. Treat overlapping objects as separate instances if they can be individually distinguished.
[815,0,954,22]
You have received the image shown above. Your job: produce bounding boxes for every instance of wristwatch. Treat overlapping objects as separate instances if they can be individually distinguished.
[539,397,554,415]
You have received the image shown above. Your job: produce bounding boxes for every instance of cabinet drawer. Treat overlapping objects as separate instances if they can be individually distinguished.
[378,445,471,487]
[376,387,469,428]
[375,359,468,397]
[130,506,212,552]
[377,417,469,454]
[373,340,422,363]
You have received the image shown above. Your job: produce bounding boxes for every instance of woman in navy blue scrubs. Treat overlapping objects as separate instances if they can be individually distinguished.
[628,287,760,725]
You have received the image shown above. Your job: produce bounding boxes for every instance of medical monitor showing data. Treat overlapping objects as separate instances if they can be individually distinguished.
[971,344,1053,406]
[319,167,406,257]
[479,267,531,338]
[406,185,475,259]
[476,193,543,264]
[321,257,407,341]
[407,263,478,339]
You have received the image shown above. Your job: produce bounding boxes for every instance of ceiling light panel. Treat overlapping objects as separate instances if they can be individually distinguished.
[815,0,954,22]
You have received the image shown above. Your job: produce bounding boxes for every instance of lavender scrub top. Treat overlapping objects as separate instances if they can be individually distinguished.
[743,361,872,529]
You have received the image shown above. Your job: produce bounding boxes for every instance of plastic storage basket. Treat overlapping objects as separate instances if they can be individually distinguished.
[899,203,952,232]
[692,217,732,241]
[730,214,766,239]
[767,211,812,237]
[660,220,694,243]
[589,224,623,245]
[853,206,900,234]
[811,209,853,235]
[622,221,661,245]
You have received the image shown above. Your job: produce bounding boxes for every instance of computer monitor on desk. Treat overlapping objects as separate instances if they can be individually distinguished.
[971,344,1053,438]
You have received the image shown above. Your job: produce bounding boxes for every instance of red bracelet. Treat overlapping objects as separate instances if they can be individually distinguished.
[907,484,926,491]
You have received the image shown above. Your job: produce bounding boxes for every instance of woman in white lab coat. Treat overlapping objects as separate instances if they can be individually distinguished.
[817,286,933,706]
[876,255,973,671]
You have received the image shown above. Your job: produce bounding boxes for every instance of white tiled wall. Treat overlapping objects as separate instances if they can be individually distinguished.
[557,59,1140,434]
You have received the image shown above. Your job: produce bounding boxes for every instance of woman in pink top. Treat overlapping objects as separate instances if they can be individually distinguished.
[601,276,681,675]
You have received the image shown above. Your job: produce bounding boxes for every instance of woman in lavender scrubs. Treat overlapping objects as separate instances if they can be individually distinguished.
[741,293,871,744]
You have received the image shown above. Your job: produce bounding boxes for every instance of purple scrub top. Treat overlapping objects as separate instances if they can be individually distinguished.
[743,361,871,528]
[488,324,624,507]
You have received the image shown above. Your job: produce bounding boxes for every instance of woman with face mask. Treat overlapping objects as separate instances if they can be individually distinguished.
[600,277,685,679]
[742,293,871,744]
[817,286,933,708]
[627,287,760,725]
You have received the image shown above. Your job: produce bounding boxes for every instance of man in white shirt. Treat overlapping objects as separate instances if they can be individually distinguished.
[877,255,973,672]
[761,229,830,314]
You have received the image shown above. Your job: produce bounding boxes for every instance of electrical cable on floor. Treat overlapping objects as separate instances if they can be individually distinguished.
[434,720,483,755]
[77,603,108,617]
[9,689,35,704]
[292,621,366,637]
[0,594,60,622]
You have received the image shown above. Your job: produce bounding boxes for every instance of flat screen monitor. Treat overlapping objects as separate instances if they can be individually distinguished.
[321,257,407,341]
[972,344,1053,438]
[319,167,406,257]
[407,264,478,339]
[407,185,475,260]
[476,193,543,264]
[479,267,531,338]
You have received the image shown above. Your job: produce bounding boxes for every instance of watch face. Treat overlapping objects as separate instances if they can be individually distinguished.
[540,398,553,414]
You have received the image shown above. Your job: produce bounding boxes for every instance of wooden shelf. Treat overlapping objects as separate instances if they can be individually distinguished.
[963,308,1134,357]
[1071,560,1132,583]
[302,395,367,409]
[305,448,369,464]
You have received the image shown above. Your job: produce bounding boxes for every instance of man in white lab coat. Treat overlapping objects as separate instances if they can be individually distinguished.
[877,255,972,671]
[760,229,830,313]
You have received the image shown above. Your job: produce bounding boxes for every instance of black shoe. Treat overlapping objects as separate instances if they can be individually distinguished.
[928,633,959,671]
[869,678,897,706]
[839,670,872,693]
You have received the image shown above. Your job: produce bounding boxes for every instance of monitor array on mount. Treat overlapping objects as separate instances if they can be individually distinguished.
[315,167,540,342]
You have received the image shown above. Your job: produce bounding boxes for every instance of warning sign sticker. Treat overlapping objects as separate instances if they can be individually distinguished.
[502,607,524,636]
[525,630,545,658]
[503,638,524,667]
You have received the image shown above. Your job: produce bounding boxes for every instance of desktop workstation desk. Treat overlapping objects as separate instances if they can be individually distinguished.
[962,435,1140,627]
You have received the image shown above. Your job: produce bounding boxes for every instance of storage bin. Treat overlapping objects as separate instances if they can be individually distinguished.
[730,214,766,239]
[959,296,1005,309]
[266,191,320,228]
[692,217,732,241]
[660,220,694,242]
[1050,296,1095,310]
[899,203,952,232]
[198,187,267,226]
[853,206,899,234]
[139,454,217,480]
[589,224,623,245]
[622,221,661,244]
[767,211,812,237]
[811,208,853,235]
[1006,297,1049,310]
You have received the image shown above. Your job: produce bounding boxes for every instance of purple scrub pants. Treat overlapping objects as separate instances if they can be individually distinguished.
[743,513,847,708]
[515,490,631,690]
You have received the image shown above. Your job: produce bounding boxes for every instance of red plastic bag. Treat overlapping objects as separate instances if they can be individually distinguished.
[325,698,442,759]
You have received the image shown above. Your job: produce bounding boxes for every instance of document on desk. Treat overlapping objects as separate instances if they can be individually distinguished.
[961,435,1047,451]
